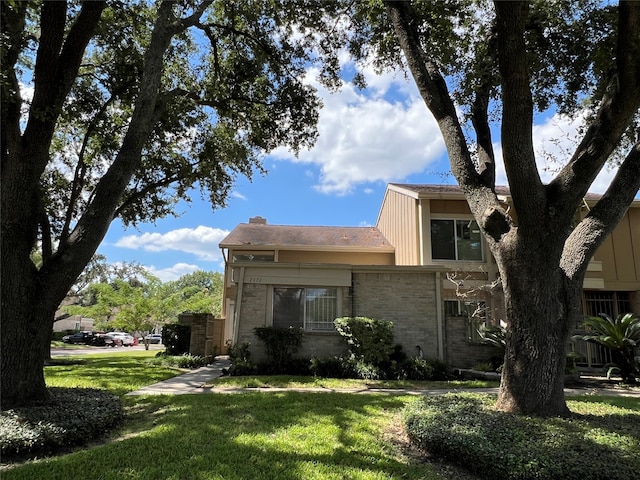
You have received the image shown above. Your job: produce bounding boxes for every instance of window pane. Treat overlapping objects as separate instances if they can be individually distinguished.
[273,288,304,329]
[233,253,274,262]
[305,288,337,331]
[456,220,483,261]
[431,220,455,260]
[444,300,461,317]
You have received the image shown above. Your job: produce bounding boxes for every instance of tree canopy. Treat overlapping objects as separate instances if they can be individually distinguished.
[0,0,343,408]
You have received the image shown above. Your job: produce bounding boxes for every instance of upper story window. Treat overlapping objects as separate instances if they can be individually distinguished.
[431,219,483,261]
[273,287,338,332]
[232,252,274,262]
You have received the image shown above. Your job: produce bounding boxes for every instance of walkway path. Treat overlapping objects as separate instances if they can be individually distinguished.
[126,357,640,397]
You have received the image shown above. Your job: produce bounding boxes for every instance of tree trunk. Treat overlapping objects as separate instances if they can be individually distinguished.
[1,278,55,410]
[494,236,581,417]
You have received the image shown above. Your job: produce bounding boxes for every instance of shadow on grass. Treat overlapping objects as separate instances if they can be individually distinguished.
[3,392,432,480]
[404,393,640,480]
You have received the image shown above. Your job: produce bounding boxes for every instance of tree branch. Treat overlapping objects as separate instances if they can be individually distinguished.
[0,1,28,168]
[550,1,640,213]
[471,26,498,187]
[561,141,640,278]
[494,1,545,222]
[24,1,106,162]
[385,0,510,241]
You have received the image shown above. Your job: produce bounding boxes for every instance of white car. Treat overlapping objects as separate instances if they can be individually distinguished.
[108,332,134,346]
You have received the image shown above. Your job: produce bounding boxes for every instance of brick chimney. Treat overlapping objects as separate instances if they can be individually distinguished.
[249,216,267,224]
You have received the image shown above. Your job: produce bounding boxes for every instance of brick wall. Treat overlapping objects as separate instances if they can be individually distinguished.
[444,315,498,368]
[233,268,498,368]
[352,271,439,360]
[179,313,225,358]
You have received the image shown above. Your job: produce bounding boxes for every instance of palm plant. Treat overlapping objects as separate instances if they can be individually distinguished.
[573,313,640,384]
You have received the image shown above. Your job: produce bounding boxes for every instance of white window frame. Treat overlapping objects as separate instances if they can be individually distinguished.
[270,286,341,332]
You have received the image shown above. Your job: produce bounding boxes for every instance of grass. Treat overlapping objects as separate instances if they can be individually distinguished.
[209,375,498,390]
[44,350,183,396]
[2,352,639,480]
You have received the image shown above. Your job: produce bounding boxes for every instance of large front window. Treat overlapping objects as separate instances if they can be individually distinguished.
[273,287,338,331]
[431,219,483,261]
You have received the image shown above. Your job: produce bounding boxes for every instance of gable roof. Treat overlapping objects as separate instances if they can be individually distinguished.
[219,222,394,252]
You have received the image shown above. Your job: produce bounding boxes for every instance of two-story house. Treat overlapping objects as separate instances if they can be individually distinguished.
[218,184,640,369]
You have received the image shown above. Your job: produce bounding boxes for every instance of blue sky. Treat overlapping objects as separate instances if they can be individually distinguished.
[97,64,622,281]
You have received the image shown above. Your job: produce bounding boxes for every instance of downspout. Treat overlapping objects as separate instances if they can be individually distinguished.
[435,271,444,361]
[350,272,355,317]
[233,266,246,345]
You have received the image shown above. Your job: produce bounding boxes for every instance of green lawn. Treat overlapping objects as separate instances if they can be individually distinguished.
[2,352,638,480]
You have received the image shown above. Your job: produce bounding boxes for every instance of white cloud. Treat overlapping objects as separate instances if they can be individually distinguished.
[145,263,201,282]
[115,226,229,261]
[230,191,247,200]
[271,69,445,195]
[494,111,619,194]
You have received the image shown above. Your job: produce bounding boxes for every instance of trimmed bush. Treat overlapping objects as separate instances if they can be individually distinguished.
[334,316,394,365]
[0,388,122,459]
[403,393,640,480]
[254,326,304,371]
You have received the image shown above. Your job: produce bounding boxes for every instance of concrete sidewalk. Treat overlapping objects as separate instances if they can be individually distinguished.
[126,356,231,396]
[127,357,640,397]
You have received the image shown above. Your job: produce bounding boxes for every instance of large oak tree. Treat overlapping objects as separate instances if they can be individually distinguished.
[368,0,640,415]
[1,0,339,409]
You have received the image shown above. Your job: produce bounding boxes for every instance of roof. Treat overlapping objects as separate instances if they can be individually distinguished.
[387,183,511,199]
[387,183,623,203]
[219,223,394,251]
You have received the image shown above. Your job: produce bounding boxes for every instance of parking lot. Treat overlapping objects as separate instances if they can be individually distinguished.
[51,344,165,356]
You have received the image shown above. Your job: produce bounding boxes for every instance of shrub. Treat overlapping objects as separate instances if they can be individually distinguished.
[403,393,640,480]
[310,356,353,379]
[396,357,451,381]
[0,388,122,460]
[254,326,304,371]
[334,316,394,365]
[573,313,640,384]
[151,352,207,369]
[162,323,191,356]
[227,341,251,362]
[227,359,257,376]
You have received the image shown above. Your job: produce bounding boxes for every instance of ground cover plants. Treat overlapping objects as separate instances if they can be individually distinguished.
[403,393,640,480]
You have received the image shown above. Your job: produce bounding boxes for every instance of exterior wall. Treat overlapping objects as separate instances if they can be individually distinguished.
[444,316,498,368]
[179,313,225,357]
[351,269,441,359]
[53,316,94,332]
[592,206,640,290]
[233,266,445,364]
[377,189,420,265]
[277,250,394,265]
[429,199,472,214]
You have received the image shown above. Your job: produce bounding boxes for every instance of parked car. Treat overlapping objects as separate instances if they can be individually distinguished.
[108,332,134,346]
[145,334,162,344]
[62,331,94,344]
[90,333,115,347]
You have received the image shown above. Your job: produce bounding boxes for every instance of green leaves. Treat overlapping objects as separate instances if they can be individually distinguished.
[574,313,640,384]
[66,270,224,333]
